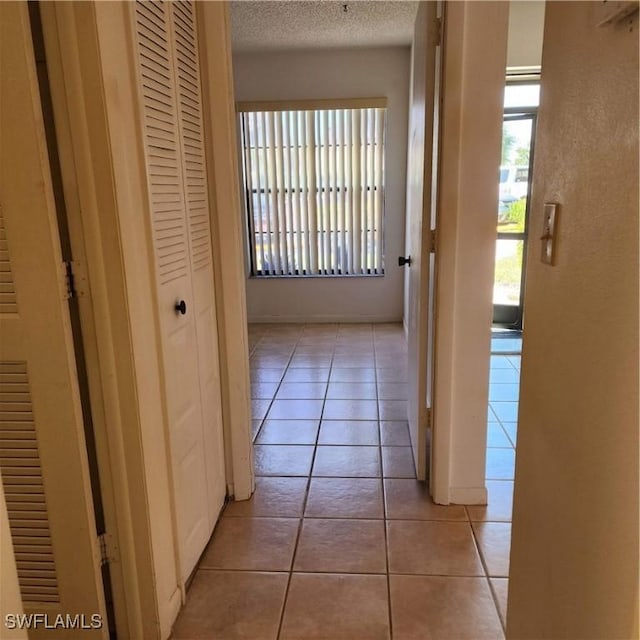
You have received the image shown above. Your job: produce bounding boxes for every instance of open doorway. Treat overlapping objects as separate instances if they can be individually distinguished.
[481,1,545,627]
[494,80,540,330]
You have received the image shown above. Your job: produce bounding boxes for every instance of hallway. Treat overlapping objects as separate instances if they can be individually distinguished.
[172,324,507,639]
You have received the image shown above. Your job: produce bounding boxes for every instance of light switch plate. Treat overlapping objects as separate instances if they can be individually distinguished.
[541,203,558,265]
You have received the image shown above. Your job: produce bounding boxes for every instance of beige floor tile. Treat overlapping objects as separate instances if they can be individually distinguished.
[379,421,411,446]
[305,477,384,518]
[332,355,376,368]
[377,382,408,400]
[467,480,514,522]
[472,522,511,577]
[266,398,324,420]
[293,519,386,573]
[297,336,336,347]
[387,521,483,576]
[318,420,379,445]
[252,346,294,357]
[490,577,509,627]
[250,354,291,368]
[294,345,335,356]
[275,382,327,399]
[334,345,374,356]
[172,570,288,640]
[251,368,285,383]
[389,575,504,639]
[251,398,272,420]
[251,381,279,399]
[502,422,517,445]
[312,445,381,477]
[384,479,467,521]
[323,399,379,420]
[378,400,407,420]
[280,573,390,640]
[255,419,319,445]
[224,477,308,518]
[289,354,333,368]
[381,446,416,478]
[487,422,513,448]
[254,444,314,476]
[200,517,299,571]
[376,367,408,383]
[282,367,330,383]
[375,354,405,369]
[485,448,515,480]
[329,368,377,383]
[326,381,377,400]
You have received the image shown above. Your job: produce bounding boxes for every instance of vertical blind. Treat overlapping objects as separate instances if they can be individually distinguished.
[239,104,387,276]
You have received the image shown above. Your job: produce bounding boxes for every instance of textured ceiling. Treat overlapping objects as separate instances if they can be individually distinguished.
[231,1,419,52]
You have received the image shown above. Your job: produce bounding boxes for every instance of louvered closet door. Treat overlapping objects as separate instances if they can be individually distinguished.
[171,0,226,529]
[133,0,225,581]
[0,3,107,636]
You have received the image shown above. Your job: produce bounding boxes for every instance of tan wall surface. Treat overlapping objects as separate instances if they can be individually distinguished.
[507,3,639,638]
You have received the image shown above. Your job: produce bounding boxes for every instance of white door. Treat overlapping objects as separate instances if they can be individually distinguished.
[170,0,227,531]
[133,0,226,581]
[0,2,107,635]
[405,1,441,482]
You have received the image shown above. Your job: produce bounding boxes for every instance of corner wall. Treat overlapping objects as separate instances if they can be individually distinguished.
[233,47,410,323]
[507,4,639,638]
[432,1,509,504]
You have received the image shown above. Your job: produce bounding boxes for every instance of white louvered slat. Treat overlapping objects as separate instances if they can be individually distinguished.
[170,0,213,272]
[135,0,226,581]
[0,209,18,314]
[135,0,189,285]
[0,361,59,604]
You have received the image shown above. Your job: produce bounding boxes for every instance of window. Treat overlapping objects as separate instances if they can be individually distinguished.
[238,100,387,276]
[493,77,539,328]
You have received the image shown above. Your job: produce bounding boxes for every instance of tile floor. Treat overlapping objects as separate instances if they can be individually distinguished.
[172,324,519,640]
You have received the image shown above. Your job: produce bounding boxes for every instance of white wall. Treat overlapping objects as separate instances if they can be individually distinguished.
[507,3,639,637]
[432,1,509,504]
[233,47,410,323]
[507,1,545,69]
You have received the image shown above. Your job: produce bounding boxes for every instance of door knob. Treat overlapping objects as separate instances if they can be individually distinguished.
[174,299,187,315]
[398,256,412,267]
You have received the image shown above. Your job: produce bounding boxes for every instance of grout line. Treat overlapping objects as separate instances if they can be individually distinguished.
[248,324,407,640]
[251,337,298,444]
[195,566,501,578]
[273,325,313,640]
[375,325,394,640]
[467,510,507,636]
[274,322,337,640]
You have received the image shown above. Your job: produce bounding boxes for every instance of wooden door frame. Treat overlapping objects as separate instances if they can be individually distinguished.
[36,1,254,636]
[431,1,509,505]
[197,2,254,502]
[39,4,176,637]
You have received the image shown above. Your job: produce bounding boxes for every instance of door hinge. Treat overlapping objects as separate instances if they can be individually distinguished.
[63,260,75,299]
[429,229,437,254]
[433,16,443,47]
[62,260,88,300]
[98,532,116,566]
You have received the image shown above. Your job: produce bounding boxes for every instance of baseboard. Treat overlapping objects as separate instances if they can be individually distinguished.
[449,485,488,505]
[247,314,403,324]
